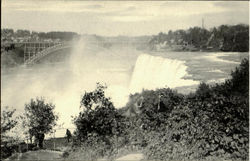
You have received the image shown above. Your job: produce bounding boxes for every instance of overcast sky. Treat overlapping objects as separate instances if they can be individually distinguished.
[1,0,249,36]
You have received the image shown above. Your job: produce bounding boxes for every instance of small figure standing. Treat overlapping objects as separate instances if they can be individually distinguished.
[66,129,72,143]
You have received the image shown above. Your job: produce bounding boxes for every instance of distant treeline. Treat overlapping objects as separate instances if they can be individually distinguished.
[37,31,80,41]
[1,29,80,41]
[149,24,249,52]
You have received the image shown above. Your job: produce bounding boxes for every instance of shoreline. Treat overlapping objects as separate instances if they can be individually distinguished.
[147,48,249,53]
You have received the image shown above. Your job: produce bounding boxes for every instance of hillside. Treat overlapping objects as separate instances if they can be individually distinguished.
[149,24,249,52]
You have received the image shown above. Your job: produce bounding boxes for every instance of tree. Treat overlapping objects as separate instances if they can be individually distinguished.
[16,29,30,37]
[74,83,124,141]
[1,106,17,135]
[124,88,183,132]
[22,97,58,148]
[148,24,249,52]
[1,28,14,37]
[229,58,249,97]
[196,82,211,100]
[234,31,249,52]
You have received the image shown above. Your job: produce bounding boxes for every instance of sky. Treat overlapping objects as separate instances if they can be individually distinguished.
[1,0,249,36]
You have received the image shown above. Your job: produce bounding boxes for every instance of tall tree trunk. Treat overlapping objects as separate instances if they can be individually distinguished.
[35,133,45,148]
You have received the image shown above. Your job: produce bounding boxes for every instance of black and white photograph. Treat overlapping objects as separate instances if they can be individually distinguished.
[1,0,249,160]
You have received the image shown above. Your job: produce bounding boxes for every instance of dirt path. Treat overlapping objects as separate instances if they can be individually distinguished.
[115,153,144,161]
[5,150,143,161]
[5,150,63,161]
[97,153,144,161]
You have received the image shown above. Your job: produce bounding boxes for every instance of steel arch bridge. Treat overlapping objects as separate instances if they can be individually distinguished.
[3,41,73,65]
[23,42,73,65]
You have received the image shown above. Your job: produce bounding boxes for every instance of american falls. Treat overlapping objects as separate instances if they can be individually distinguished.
[129,54,198,93]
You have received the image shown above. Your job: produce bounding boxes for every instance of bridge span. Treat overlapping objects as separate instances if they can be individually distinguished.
[23,42,73,65]
[4,41,73,65]
[4,40,110,65]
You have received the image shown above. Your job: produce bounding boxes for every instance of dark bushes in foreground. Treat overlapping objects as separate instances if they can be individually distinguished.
[71,59,249,161]
[142,58,249,160]
[73,83,127,141]
[71,83,128,159]
[1,142,36,159]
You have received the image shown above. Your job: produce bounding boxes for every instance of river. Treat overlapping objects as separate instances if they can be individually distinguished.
[1,39,248,132]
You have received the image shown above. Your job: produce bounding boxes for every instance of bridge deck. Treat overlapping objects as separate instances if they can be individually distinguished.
[24,43,72,65]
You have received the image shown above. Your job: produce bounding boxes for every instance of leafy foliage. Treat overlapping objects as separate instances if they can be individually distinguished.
[1,28,79,41]
[74,83,125,140]
[71,83,130,160]
[1,106,17,134]
[149,24,249,52]
[227,58,249,97]
[141,59,249,160]
[22,97,58,148]
[70,60,248,161]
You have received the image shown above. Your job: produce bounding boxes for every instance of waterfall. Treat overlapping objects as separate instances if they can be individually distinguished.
[129,54,198,93]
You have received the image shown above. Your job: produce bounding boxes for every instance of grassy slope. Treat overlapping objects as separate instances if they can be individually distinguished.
[44,137,70,151]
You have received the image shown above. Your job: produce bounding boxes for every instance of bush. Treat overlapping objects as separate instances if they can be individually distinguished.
[124,88,183,132]
[1,145,14,159]
[71,83,127,160]
[74,83,126,140]
[62,151,69,158]
[142,59,249,160]
[1,106,17,134]
[1,142,36,159]
[143,95,248,160]
[68,134,118,161]
[22,97,58,148]
[70,59,249,161]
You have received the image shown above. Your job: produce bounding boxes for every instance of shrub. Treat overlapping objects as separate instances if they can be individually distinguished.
[72,83,127,160]
[1,106,17,134]
[124,88,184,132]
[69,59,249,161]
[1,106,18,159]
[141,59,249,160]
[21,97,58,148]
[68,134,118,161]
[62,151,69,158]
[211,58,249,99]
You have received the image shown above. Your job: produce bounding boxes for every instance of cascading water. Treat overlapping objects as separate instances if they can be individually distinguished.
[1,40,200,138]
[129,54,198,94]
